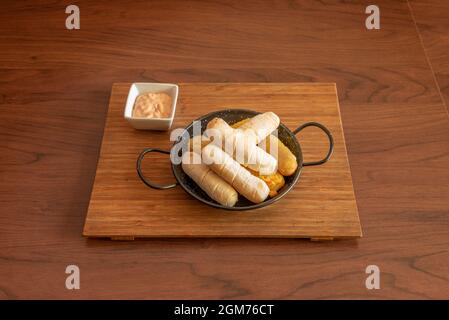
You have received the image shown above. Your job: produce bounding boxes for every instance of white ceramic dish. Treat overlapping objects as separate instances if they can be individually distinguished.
[124,83,178,130]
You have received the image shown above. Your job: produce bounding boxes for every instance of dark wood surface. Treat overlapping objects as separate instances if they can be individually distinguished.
[84,83,361,239]
[0,0,448,299]
[409,0,449,112]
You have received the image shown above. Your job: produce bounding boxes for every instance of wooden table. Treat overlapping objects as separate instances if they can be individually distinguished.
[1,0,449,299]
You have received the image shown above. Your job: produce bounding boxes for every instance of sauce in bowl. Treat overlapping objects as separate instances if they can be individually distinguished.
[132,92,172,118]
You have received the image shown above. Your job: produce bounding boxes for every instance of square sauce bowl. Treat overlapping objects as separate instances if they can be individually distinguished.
[124,83,178,131]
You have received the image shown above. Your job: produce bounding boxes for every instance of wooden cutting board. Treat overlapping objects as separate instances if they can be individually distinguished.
[83,83,361,240]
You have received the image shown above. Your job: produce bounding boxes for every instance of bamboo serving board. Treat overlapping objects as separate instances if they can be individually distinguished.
[83,83,361,240]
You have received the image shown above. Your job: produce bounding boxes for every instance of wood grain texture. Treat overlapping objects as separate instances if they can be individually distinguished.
[408,0,449,113]
[1,0,449,299]
[84,83,361,239]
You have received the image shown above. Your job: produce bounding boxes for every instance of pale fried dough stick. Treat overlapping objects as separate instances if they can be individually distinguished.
[206,118,277,175]
[202,144,270,204]
[182,152,238,207]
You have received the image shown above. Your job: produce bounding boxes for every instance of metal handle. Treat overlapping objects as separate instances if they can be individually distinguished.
[293,122,334,166]
[136,148,178,189]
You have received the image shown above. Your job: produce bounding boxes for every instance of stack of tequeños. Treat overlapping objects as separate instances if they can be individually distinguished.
[182,112,298,207]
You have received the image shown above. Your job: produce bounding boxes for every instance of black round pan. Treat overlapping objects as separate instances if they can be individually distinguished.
[136,109,333,210]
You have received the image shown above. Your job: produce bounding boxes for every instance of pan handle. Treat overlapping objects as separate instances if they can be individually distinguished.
[293,122,334,166]
[136,148,178,189]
